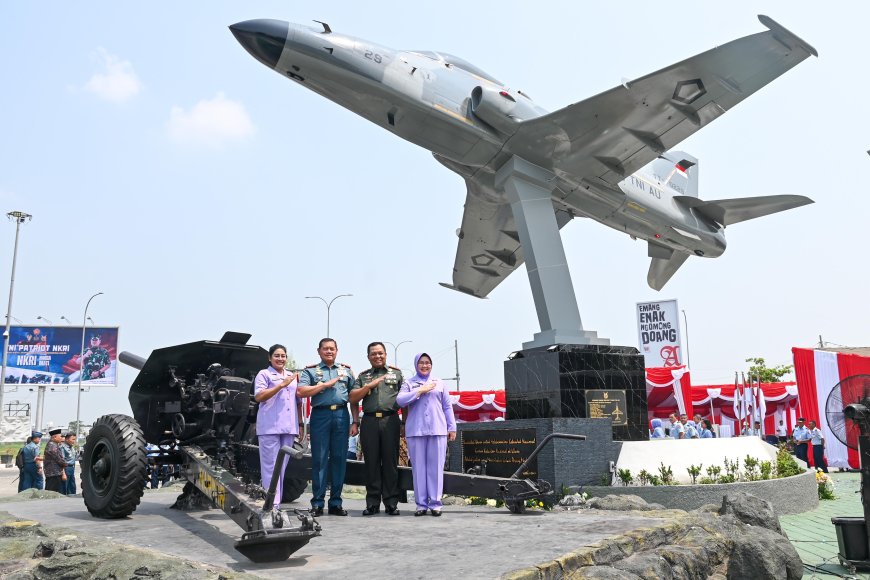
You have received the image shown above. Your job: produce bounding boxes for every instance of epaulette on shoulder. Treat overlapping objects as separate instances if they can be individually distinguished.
[339,362,352,369]
[388,365,401,371]
[305,363,318,369]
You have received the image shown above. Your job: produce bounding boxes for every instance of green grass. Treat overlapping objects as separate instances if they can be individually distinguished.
[0,442,26,455]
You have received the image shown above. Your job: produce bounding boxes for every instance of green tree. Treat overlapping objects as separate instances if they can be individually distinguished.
[745,357,793,383]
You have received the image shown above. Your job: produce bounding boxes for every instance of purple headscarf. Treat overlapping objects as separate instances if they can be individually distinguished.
[410,352,432,383]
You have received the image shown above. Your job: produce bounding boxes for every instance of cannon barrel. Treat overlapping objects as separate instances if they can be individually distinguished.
[119,351,146,370]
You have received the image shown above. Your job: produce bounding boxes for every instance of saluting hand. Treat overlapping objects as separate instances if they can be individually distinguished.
[369,375,387,390]
[323,377,340,389]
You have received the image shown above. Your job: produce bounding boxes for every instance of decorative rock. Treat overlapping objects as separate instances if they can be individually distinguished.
[719,492,783,535]
[587,494,664,511]
[509,492,801,579]
[573,566,644,579]
[558,493,589,507]
[0,512,264,580]
[611,551,674,580]
[726,525,803,579]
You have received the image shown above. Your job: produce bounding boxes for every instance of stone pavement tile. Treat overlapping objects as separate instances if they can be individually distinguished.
[782,471,869,579]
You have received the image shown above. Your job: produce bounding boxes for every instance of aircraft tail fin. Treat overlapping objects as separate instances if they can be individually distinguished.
[653,152,699,198]
[674,194,813,227]
[647,247,690,291]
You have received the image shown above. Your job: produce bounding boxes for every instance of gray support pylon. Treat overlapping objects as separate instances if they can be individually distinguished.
[495,156,609,348]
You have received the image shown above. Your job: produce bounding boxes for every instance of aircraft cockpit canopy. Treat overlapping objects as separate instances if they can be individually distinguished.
[409,51,502,85]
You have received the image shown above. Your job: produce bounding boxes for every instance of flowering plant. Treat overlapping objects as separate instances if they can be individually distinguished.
[816,469,834,500]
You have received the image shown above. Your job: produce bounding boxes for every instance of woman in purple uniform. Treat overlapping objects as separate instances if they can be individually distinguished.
[397,353,457,516]
[254,344,303,508]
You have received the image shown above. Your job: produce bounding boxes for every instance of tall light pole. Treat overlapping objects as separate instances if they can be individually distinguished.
[305,294,352,337]
[76,292,103,438]
[681,309,691,369]
[385,340,412,367]
[5,315,23,324]
[36,315,53,325]
[0,211,32,432]
[60,316,72,325]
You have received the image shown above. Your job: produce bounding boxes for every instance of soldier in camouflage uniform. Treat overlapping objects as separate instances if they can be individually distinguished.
[82,334,111,380]
[349,342,404,516]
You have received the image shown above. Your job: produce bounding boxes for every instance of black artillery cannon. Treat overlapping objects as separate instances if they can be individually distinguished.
[81,332,319,563]
[83,332,585,561]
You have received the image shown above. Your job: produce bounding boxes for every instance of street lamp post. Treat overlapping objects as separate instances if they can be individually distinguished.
[682,309,691,369]
[305,294,352,337]
[384,340,412,367]
[60,316,72,325]
[0,211,32,432]
[36,316,53,325]
[75,292,103,438]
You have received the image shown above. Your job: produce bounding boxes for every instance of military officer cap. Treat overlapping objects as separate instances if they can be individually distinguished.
[48,428,63,436]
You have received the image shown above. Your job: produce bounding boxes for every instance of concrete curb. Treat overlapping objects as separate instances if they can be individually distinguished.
[583,469,818,515]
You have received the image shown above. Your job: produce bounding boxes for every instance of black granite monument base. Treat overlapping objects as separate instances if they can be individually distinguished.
[447,417,619,490]
[503,344,648,441]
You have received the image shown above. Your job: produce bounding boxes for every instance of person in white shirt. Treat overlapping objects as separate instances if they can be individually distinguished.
[668,413,685,439]
[775,420,787,443]
[807,420,828,472]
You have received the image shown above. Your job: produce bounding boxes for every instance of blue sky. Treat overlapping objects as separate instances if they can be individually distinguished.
[1,2,867,430]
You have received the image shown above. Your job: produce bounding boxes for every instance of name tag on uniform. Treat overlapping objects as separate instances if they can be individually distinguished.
[338,367,347,379]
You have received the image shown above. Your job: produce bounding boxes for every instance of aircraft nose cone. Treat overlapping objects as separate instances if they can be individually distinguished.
[229,19,290,69]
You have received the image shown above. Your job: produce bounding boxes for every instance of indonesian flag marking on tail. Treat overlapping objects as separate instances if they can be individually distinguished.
[675,159,695,178]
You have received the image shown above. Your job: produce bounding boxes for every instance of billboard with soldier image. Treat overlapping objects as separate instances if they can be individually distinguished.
[2,326,119,387]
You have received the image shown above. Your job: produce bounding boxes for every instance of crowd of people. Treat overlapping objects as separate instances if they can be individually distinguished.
[17,428,79,494]
[256,338,456,518]
[649,413,828,471]
[650,413,716,439]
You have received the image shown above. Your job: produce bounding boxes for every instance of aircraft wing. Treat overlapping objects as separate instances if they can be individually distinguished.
[440,180,572,298]
[507,15,816,187]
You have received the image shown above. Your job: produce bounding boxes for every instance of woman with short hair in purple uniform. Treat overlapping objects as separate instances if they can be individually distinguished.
[254,344,303,509]
[397,353,457,516]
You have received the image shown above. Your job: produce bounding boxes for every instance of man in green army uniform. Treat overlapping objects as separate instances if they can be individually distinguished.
[350,342,403,516]
[82,334,111,380]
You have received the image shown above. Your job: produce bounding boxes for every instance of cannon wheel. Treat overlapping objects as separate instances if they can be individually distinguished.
[282,476,308,503]
[81,414,148,518]
[506,499,527,514]
[279,439,308,504]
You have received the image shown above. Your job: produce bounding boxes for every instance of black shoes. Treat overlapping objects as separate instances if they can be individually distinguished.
[310,506,324,516]
[328,506,348,516]
[385,506,401,516]
[414,509,428,516]
[430,510,442,517]
[362,506,380,516]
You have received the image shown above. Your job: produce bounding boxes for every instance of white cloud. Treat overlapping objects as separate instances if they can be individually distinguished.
[83,48,142,103]
[166,93,255,148]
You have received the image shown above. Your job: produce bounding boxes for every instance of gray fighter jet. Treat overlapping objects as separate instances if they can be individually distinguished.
[231,16,815,346]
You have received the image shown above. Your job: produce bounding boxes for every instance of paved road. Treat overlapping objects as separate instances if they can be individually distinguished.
[0,466,662,579]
